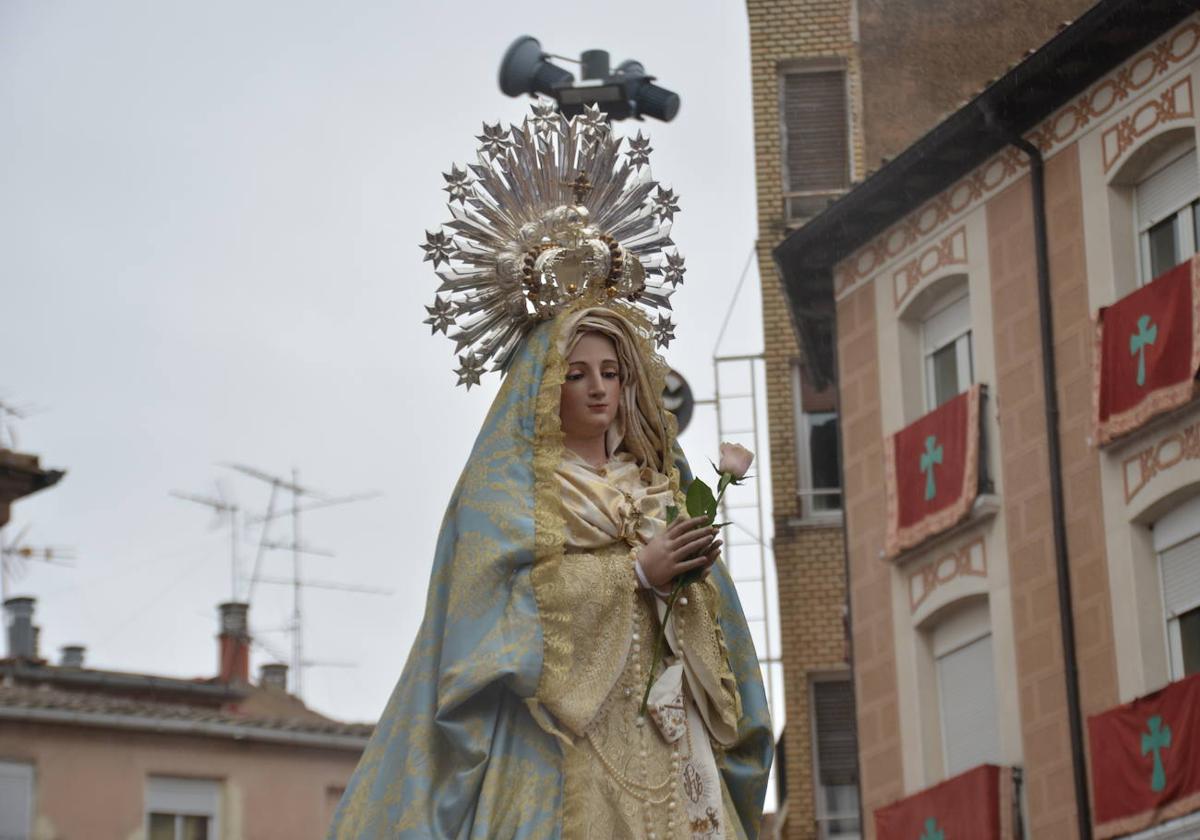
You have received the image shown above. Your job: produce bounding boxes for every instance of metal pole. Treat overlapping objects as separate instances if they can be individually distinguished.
[292,467,303,698]
[230,508,239,603]
[748,356,774,721]
[248,481,278,605]
[1008,133,1092,840]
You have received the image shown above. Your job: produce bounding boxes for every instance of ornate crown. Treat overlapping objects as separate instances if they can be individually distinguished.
[420,102,684,388]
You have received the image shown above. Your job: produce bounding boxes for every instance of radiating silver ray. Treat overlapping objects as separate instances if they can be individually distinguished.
[420,103,686,385]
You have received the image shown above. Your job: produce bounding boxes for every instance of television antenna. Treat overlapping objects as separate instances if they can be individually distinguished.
[222,463,384,697]
[170,480,242,602]
[0,399,39,450]
[1,524,76,602]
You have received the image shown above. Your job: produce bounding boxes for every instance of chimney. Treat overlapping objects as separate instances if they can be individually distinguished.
[60,645,85,668]
[217,602,250,684]
[4,597,36,659]
[259,662,289,692]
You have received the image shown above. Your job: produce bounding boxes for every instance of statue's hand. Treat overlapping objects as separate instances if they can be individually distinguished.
[636,515,720,590]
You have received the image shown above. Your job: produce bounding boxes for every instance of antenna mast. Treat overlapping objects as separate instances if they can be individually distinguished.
[223,463,384,697]
[169,485,241,602]
[0,526,75,603]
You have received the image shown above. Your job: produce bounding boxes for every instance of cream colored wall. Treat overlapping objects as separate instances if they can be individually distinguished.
[0,720,360,840]
[1077,51,1200,703]
[830,18,1200,797]
[871,204,1023,793]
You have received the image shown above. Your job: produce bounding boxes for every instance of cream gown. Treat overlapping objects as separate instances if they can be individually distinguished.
[529,449,747,840]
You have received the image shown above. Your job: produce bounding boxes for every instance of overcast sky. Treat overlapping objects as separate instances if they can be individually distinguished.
[1,0,775,727]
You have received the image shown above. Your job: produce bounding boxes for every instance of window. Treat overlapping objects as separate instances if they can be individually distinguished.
[1136,146,1199,284]
[931,599,999,777]
[792,362,842,517]
[146,777,219,840]
[0,761,33,840]
[922,293,973,411]
[811,678,861,839]
[1154,494,1200,681]
[780,67,849,224]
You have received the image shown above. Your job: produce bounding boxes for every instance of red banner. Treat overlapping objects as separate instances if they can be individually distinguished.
[1089,673,1200,838]
[875,764,1014,840]
[884,385,982,557]
[1094,256,1200,445]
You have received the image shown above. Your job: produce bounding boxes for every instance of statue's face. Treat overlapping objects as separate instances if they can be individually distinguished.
[560,332,621,442]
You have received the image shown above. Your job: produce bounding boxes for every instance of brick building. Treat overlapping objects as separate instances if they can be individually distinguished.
[745,0,1091,838]
[773,1,1200,837]
[0,597,369,839]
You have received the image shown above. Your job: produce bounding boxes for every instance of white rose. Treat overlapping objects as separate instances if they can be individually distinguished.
[718,442,754,479]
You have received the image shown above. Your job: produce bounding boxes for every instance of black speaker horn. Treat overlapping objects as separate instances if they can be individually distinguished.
[499,35,574,98]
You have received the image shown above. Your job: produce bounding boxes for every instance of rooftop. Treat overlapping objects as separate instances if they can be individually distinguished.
[0,680,373,750]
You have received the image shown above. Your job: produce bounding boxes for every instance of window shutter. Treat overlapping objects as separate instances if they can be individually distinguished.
[937,634,1001,776]
[922,293,971,353]
[1161,534,1200,618]
[813,678,858,786]
[782,71,849,194]
[0,761,33,840]
[1137,148,1199,229]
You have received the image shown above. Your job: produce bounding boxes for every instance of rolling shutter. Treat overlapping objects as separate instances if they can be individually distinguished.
[1161,535,1200,618]
[937,634,1001,776]
[782,71,849,194]
[813,678,859,786]
[0,761,33,840]
[1136,148,1199,229]
[1156,495,1200,618]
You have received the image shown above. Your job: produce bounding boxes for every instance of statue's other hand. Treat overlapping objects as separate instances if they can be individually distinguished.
[636,515,719,589]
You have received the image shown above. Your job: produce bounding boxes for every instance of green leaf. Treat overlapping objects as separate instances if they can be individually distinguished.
[717,472,733,496]
[686,478,718,522]
[665,505,679,524]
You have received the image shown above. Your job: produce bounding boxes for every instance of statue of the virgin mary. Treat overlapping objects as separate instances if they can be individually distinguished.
[328,102,773,839]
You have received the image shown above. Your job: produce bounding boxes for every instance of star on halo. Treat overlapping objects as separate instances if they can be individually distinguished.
[423,296,456,335]
[574,103,608,141]
[626,131,653,168]
[651,186,681,223]
[530,100,562,135]
[663,251,686,287]
[420,230,455,268]
[442,164,474,204]
[454,352,487,389]
[653,315,676,349]
[476,122,512,160]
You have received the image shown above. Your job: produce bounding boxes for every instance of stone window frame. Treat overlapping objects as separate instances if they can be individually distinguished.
[913,593,1002,784]
[1104,125,1199,301]
[896,272,975,426]
[790,359,843,521]
[1152,492,1200,682]
[145,776,221,840]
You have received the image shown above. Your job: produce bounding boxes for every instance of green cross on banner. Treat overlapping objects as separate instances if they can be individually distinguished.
[1129,314,1158,387]
[1142,714,1172,793]
[920,435,943,501]
[919,817,945,840]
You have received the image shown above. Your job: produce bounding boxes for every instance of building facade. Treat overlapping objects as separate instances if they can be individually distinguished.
[746,1,1092,837]
[774,1,1200,837]
[0,598,369,840]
